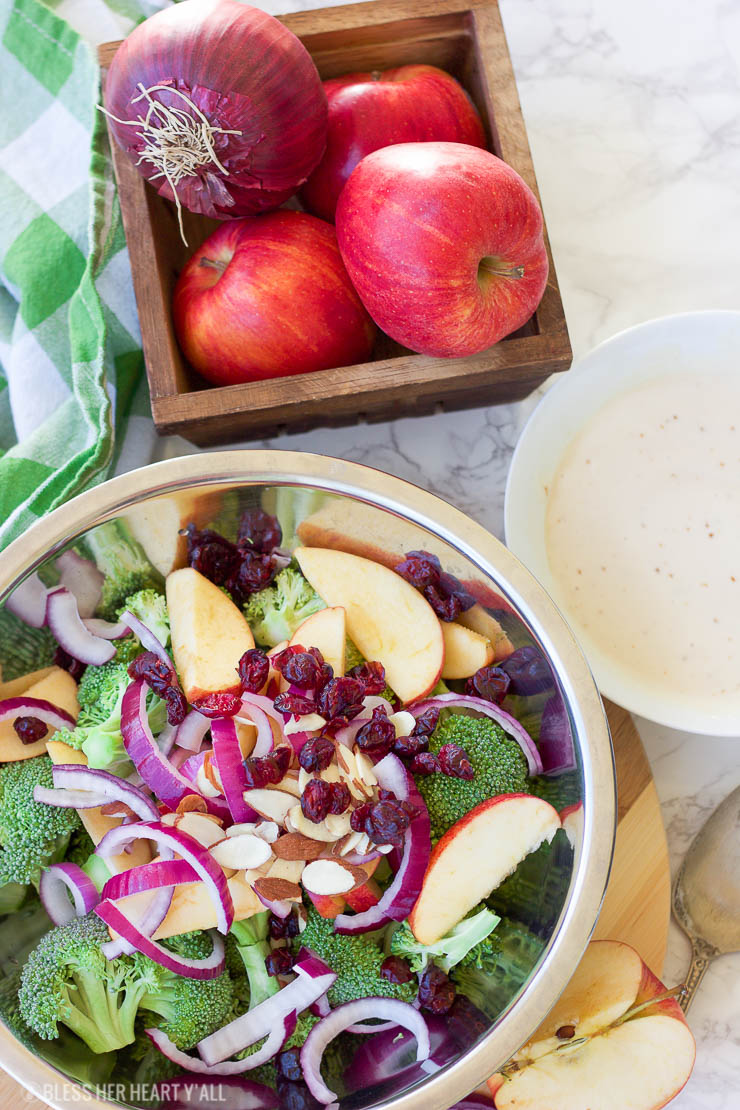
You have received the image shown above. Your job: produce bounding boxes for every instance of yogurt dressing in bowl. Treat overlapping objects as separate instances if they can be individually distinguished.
[545,372,740,715]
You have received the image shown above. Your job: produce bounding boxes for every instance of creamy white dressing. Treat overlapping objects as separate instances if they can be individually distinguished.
[545,373,740,713]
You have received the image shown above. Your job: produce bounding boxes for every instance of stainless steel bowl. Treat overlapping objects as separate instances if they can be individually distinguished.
[0,450,616,1110]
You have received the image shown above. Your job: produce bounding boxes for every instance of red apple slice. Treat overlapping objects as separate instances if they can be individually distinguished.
[440,620,494,679]
[166,567,254,702]
[457,604,514,661]
[290,605,346,676]
[294,547,443,704]
[408,794,560,944]
[489,940,695,1110]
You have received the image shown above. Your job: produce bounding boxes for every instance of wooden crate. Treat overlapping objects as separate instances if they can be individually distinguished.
[99,0,571,446]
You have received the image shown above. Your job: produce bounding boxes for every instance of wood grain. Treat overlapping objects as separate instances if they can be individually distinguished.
[98,0,572,445]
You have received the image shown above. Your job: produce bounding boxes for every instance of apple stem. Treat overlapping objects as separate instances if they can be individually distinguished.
[199,257,229,275]
[479,261,525,280]
[614,984,688,1026]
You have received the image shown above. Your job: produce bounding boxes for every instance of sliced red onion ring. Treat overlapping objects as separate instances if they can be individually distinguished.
[102,859,199,901]
[96,899,225,978]
[212,718,259,823]
[46,764,160,821]
[301,999,430,1104]
[46,587,116,665]
[4,572,48,628]
[178,751,234,822]
[0,696,75,733]
[153,1073,278,1110]
[82,617,130,640]
[157,722,179,757]
[239,693,286,742]
[148,1014,296,1076]
[333,716,371,749]
[198,954,336,1065]
[96,820,234,933]
[102,887,174,961]
[176,709,212,752]
[235,702,275,757]
[57,551,105,619]
[253,886,293,919]
[408,693,543,776]
[334,755,430,935]
[39,862,100,925]
[120,609,175,672]
[361,696,394,714]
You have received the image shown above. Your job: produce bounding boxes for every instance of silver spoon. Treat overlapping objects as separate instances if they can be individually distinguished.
[672,782,740,1012]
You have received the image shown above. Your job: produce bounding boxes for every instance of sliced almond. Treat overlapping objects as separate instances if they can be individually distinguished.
[287,804,337,843]
[354,750,377,787]
[354,833,371,855]
[284,713,326,736]
[302,859,360,896]
[175,794,209,815]
[325,812,352,838]
[272,833,325,861]
[334,744,355,777]
[266,857,305,884]
[244,789,296,826]
[244,861,273,885]
[376,843,394,855]
[268,770,301,799]
[254,820,280,843]
[203,750,223,793]
[254,877,302,903]
[100,800,138,819]
[159,812,179,827]
[196,763,221,799]
[389,710,416,738]
[352,775,374,800]
[226,822,257,838]
[319,762,341,785]
[298,767,314,792]
[211,834,272,870]
[178,811,227,848]
[339,831,364,856]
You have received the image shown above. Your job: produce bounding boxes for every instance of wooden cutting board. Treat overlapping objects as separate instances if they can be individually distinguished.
[2,699,670,1110]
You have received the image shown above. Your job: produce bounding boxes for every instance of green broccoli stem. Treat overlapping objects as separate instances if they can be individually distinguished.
[62,970,143,1054]
[237,941,279,1010]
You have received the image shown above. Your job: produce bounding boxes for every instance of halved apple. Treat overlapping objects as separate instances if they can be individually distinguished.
[488,940,695,1110]
[440,620,494,679]
[408,794,561,944]
[294,547,443,704]
[1,667,79,761]
[290,606,346,676]
[167,567,254,701]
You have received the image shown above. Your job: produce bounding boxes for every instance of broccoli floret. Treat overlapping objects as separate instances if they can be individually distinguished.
[530,770,582,813]
[413,713,530,842]
[297,908,417,1008]
[118,589,170,649]
[390,906,500,973]
[487,828,574,937]
[117,1023,181,1106]
[229,912,280,1009]
[0,607,57,681]
[244,565,325,647]
[82,521,163,621]
[450,917,545,1021]
[55,653,166,774]
[0,756,81,888]
[140,932,234,1050]
[65,826,96,870]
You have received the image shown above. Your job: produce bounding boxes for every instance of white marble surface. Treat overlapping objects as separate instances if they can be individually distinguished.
[139,0,740,1103]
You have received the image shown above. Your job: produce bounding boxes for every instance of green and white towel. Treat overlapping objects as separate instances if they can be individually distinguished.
[0,0,159,551]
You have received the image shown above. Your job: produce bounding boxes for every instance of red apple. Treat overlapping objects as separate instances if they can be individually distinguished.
[173,210,375,385]
[300,64,486,222]
[336,142,549,358]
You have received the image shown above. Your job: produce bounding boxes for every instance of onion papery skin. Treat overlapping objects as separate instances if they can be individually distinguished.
[104,0,328,220]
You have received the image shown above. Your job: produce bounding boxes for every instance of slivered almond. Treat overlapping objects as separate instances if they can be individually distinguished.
[254,877,302,902]
[176,795,208,815]
[272,833,325,861]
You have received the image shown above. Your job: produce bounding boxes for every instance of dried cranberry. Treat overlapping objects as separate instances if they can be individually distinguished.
[418,965,456,1014]
[298,736,335,774]
[238,648,270,693]
[276,1081,320,1110]
[306,646,325,666]
[265,746,292,782]
[328,781,351,815]
[276,1047,303,1083]
[424,583,467,621]
[316,662,334,691]
[412,707,440,737]
[184,524,241,586]
[301,779,334,823]
[284,911,300,938]
[466,664,511,704]
[400,799,421,819]
[164,685,188,726]
[237,508,282,554]
[500,645,554,696]
[192,692,242,718]
[409,751,441,775]
[53,645,86,681]
[273,691,316,716]
[243,746,291,789]
[265,948,294,977]
[127,651,174,697]
[347,660,387,696]
[317,677,364,721]
[380,956,414,985]
[355,707,396,759]
[242,758,271,790]
[13,716,48,744]
[231,550,276,597]
[393,732,429,759]
[350,803,373,833]
[268,913,289,940]
[447,995,490,1048]
[365,800,410,846]
[439,743,475,780]
[395,551,442,590]
[279,651,322,690]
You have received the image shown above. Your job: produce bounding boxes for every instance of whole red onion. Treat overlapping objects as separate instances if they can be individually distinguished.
[103,0,327,225]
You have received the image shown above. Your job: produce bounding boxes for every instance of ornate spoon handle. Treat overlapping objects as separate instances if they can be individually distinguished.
[680,940,715,1013]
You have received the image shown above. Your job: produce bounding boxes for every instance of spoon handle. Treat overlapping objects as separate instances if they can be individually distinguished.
[680,941,714,1013]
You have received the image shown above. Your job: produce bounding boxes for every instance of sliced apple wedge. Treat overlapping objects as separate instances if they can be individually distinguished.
[0,666,79,761]
[408,794,561,944]
[489,940,695,1110]
[294,547,443,703]
[0,666,56,700]
[457,604,514,661]
[167,567,254,701]
[440,620,494,679]
[290,606,346,676]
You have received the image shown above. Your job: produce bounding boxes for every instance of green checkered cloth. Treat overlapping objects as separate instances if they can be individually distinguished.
[0,0,153,550]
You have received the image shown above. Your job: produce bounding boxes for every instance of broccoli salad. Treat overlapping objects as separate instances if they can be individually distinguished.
[0,507,580,1108]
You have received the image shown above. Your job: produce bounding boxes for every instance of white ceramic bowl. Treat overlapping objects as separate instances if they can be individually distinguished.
[505,310,740,736]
